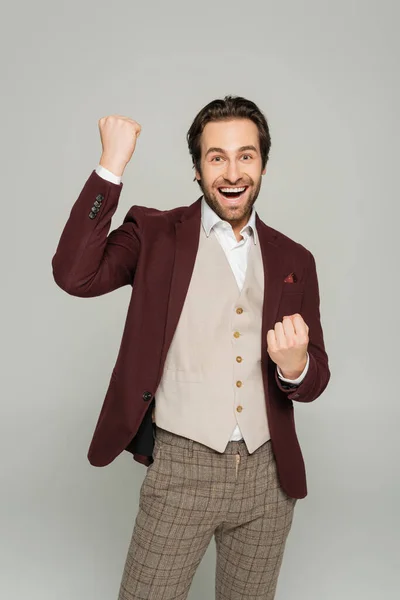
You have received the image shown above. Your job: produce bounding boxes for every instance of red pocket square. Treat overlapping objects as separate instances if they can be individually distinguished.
[284,272,297,283]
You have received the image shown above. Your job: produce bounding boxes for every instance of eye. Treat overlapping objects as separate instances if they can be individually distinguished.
[211,156,223,162]
[242,154,253,160]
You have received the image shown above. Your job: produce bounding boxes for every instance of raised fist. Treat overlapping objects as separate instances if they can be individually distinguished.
[98,115,142,176]
[266,314,309,379]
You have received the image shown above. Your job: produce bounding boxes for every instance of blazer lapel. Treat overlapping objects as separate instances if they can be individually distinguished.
[160,197,202,368]
[255,214,286,339]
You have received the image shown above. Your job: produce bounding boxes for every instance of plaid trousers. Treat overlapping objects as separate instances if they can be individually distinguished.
[118,425,297,600]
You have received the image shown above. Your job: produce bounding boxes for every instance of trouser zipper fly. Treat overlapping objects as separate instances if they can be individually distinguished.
[235,453,241,479]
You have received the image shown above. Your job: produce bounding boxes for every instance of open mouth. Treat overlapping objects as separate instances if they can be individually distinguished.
[217,186,248,201]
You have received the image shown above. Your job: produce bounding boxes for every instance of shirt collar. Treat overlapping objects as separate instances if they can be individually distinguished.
[201,196,258,244]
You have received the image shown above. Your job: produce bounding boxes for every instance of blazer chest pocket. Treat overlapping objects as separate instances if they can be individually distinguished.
[282,281,304,294]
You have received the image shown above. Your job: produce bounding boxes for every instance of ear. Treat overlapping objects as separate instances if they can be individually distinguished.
[262,166,267,175]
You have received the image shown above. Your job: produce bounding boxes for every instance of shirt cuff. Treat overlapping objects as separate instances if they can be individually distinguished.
[95,164,122,185]
[277,352,310,384]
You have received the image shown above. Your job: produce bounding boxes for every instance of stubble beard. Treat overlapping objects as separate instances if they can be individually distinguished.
[200,176,263,225]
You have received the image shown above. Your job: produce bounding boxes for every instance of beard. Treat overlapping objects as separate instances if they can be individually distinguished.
[198,175,263,225]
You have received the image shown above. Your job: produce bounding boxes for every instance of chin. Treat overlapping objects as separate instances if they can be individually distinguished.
[219,204,248,218]
[203,187,256,222]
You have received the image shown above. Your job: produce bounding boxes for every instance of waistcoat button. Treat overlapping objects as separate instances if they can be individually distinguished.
[236,356,242,363]
[236,307,243,314]
[236,381,242,388]
[233,331,240,338]
[236,405,243,412]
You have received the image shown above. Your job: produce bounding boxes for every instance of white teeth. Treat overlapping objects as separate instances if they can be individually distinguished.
[219,187,246,193]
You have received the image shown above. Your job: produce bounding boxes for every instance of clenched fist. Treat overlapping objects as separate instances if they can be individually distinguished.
[267,314,309,379]
[98,115,142,177]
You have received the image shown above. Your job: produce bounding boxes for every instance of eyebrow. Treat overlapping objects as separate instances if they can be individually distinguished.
[205,145,258,157]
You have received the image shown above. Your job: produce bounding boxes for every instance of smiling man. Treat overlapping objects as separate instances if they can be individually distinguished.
[194,118,265,239]
[52,95,330,599]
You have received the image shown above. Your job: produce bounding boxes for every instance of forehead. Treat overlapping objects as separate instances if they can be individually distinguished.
[200,119,260,152]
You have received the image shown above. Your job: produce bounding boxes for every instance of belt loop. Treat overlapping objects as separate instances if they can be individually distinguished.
[188,438,193,458]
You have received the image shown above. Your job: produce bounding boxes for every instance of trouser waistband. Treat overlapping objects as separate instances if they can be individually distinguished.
[154,425,272,457]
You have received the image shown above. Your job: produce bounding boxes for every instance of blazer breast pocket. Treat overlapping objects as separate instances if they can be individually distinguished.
[282,281,304,294]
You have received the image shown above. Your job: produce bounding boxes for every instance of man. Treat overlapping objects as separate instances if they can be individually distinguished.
[52,95,330,599]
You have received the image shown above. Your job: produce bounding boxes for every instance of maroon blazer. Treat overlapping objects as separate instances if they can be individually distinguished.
[52,170,330,499]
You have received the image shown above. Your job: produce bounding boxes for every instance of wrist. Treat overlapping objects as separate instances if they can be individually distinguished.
[99,154,127,177]
[279,357,308,380]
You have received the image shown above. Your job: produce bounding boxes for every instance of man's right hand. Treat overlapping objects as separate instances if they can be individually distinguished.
[98,115,142,177]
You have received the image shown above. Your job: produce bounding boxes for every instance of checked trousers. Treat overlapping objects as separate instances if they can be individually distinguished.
[118,425,297,600]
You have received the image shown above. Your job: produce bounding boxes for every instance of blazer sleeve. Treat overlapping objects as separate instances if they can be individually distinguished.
[274,249,331,402]
[51,170,142,297]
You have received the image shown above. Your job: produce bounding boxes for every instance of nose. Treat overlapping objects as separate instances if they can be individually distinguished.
[224,160,242,185]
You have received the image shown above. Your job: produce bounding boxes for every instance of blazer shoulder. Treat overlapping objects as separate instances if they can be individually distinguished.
[123,202,191,228]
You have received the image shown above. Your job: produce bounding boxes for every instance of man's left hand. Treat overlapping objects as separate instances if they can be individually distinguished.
[266,314,309,379]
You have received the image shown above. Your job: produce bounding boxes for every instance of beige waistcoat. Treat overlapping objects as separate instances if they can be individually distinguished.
[153,221,271,453]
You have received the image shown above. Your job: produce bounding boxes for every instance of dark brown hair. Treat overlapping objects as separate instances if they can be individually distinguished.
[186,95,271,186]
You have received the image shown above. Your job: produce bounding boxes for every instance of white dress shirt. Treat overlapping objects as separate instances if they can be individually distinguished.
[95,164,309,440]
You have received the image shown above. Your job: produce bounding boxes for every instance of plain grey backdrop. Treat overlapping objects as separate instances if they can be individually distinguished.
[2,0,399,598]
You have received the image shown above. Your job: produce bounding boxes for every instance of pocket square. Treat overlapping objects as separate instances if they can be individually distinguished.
[283,271,297,283]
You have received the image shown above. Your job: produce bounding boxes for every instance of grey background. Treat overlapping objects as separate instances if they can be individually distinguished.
[1,0,399,598]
